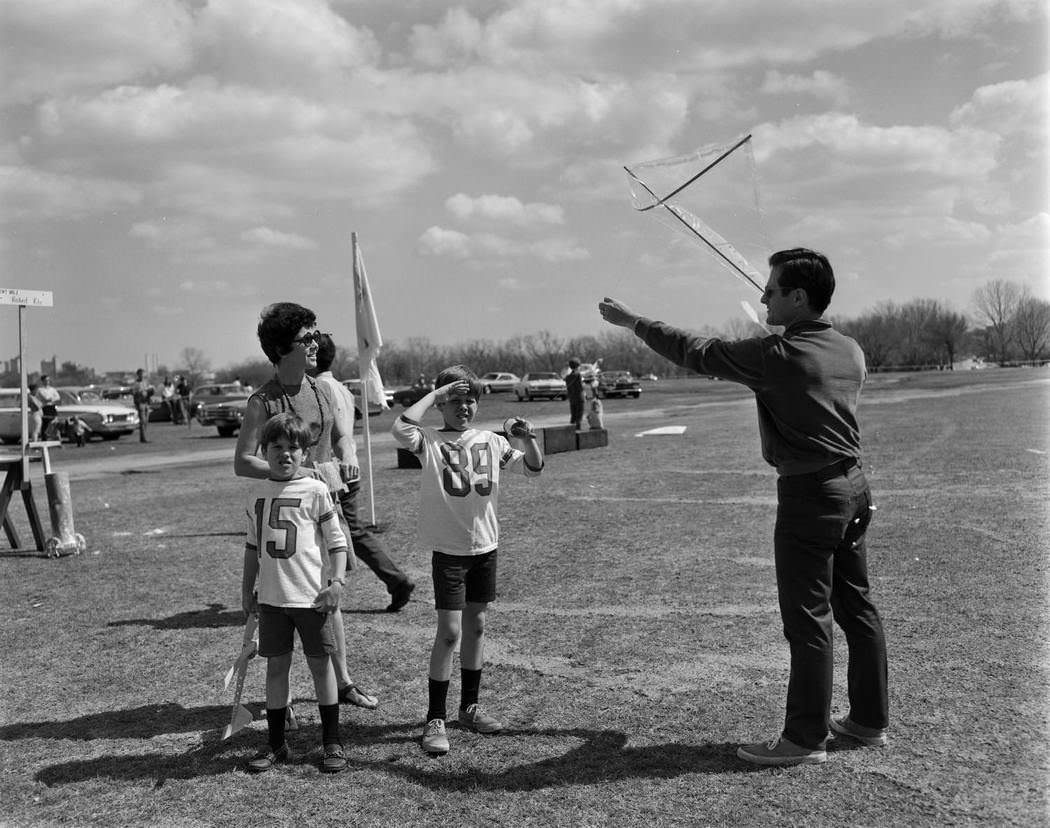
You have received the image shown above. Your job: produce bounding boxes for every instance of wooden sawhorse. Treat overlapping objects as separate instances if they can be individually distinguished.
[0,441,62,556]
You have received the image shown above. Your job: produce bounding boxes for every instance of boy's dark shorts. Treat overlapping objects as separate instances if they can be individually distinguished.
[432,550,497,610]
[257,604,337,658]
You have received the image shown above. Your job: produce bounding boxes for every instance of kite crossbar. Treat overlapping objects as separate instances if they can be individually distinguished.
[628,134,752,214]
[624,158,763,293]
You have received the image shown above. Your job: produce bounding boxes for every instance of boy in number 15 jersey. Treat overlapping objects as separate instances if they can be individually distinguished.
[391,365,543,755]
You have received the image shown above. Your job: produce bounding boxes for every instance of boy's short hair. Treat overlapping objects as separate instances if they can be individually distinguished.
[314,333,336,372]
[259,412,312,450]
[257,303,317,365]
[568,358,580,369]
[768,248,835,313]
[434,364,482,399]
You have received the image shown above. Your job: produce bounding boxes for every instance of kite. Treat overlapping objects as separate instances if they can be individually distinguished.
[220,613,258,740]
[624,133,770,328]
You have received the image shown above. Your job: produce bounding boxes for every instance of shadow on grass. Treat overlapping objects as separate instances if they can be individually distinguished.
[369,727,754,789]
[23,715,755,787]
[0,703,248,742]
[107,603,243,629]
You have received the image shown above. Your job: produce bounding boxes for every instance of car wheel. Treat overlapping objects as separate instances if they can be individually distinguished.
[525,392,533,401]
[100,433,120,441]
[632,392,640,398]
[217,426,237,437]
[483,385,492,394]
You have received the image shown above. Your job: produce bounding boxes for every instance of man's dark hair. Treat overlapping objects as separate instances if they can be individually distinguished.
[257,303,317,364]
[768,248,835,313]
[259,412,312,451]
[314,333,336,372]
[434,364,482,399]
[568,358,580,369]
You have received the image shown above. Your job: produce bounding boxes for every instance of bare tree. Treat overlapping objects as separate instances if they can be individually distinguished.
[973,279,1023,365]
[1012,293,1050,362]
[839,302,902,370]
[524,330,566,372]
[179,347,212,387]
[922,303,970,368]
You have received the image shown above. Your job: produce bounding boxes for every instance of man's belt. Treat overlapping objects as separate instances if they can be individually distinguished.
[809,457,859,482]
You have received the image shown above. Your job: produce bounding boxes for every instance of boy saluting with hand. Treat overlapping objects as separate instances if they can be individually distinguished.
[392,365,543,755]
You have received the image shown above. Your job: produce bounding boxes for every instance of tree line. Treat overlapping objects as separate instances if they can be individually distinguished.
[4,278,1046,391]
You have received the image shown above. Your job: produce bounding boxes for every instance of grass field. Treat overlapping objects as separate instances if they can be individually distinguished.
[1,368,1048,827]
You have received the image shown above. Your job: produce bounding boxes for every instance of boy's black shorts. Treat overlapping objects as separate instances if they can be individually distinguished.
[432,549,497,610]
[257,604,337,658]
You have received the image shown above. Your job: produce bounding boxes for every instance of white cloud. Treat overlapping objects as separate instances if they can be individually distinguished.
[0,0,194,105]
[757,114,1001,178]
[417,225,589,262]
[241,227,318,250]
[950,74,1048,143]
[195,0,381,90]
[418,226,472,258]
[760,70,850,106]
[445,193,564,226]
[0,164,141,220]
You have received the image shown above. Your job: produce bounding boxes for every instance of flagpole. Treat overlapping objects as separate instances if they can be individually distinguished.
[352,232,378,528]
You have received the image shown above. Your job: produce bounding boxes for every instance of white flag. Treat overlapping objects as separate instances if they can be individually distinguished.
[353,234,389,410]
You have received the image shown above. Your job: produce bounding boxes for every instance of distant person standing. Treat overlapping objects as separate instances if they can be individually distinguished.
[132,368,154,443]
[176,375,191,425]
[565,359,585,430]
[161,377,178,423]
[35,375,61,436]
[27,383,43,441]
[309,334,415,612]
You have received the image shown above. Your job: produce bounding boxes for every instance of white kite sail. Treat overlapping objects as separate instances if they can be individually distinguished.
[624,134,769,294]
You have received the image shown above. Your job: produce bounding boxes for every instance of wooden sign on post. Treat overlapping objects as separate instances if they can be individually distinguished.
[1,288,54,494]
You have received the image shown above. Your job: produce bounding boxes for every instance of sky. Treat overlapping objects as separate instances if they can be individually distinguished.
[1,0,1047,374]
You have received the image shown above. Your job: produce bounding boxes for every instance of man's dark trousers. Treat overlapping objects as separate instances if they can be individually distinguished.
[339,482,410,593]
[774,463,889,750]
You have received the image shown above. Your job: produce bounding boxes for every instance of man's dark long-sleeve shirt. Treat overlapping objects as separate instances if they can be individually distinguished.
[633,317,866,476]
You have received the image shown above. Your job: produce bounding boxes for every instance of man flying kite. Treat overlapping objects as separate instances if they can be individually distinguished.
[600,243,890,767]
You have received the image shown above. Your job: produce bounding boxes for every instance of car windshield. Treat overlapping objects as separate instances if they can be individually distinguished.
[530,373,559,380]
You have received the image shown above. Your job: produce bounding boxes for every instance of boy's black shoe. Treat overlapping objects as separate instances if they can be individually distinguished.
[246,743,292,774]
[386,581,415,612]
[321,743,347,773]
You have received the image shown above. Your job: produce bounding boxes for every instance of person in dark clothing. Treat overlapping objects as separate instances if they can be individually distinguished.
[565,359,585,430]
[598,247,888,767]
[309,333,415,613]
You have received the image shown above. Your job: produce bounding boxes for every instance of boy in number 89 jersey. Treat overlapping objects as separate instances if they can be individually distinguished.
[391,365,543,755]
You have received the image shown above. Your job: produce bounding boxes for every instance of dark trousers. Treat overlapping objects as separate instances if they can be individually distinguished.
[339,483,409,594]
[569,395,584,429]
[136,404,150,441]
[774,464,888,749]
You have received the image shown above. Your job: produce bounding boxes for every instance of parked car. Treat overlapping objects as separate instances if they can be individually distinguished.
[0,387,139,443]
[101,385,134,402]
[514,372,567,401]
[391,378,434,407]
[478,372,520,394]
[342,379,394,417]
[197,397,249,437]
[190,383,251,420]
[639,373,659,382]
[596,370,642,399]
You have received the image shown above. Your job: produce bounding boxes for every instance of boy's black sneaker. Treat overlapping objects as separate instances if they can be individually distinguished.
[321,743,347,773]
[246,743,292,774]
